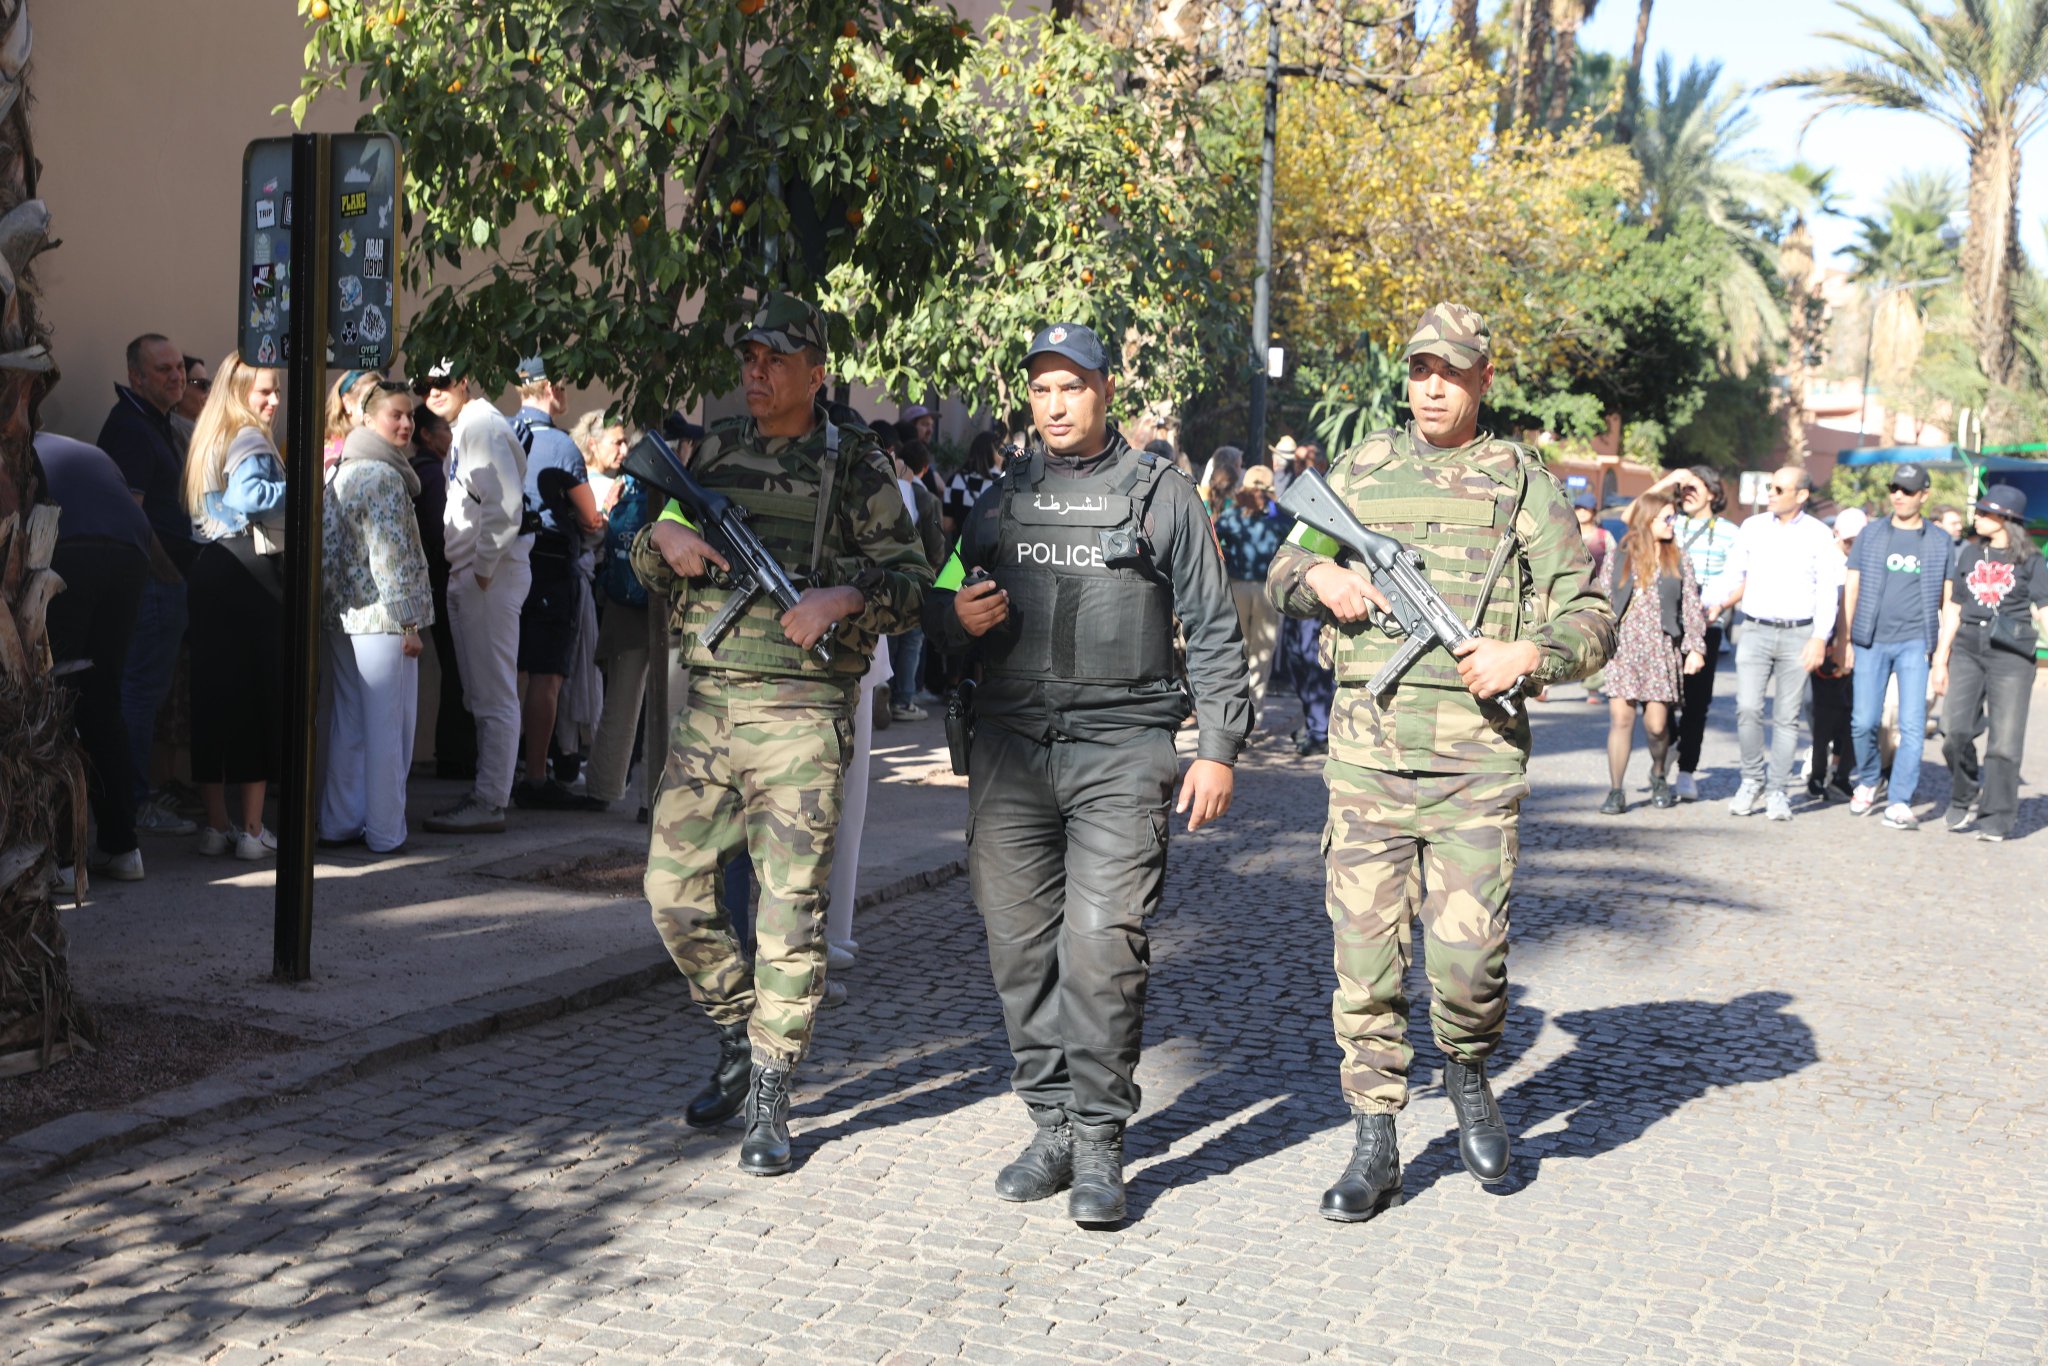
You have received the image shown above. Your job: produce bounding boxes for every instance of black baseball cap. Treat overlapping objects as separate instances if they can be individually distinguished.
[1024,322,1109,374]
[1889,463,1930,493]
[1978,484,2029,522]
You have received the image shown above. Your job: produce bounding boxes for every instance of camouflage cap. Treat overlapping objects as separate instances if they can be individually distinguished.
[737,292,829,356]
[1403,302,1491,368]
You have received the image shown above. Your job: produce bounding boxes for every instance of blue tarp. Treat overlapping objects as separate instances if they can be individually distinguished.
[1831,445,2046,472]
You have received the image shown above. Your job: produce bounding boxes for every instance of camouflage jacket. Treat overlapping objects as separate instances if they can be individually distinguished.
[630,408,933,681]
[1266,424,1614,774]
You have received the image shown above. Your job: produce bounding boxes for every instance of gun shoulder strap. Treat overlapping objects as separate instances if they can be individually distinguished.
[804,418,841,581]
[1465,447,1536,631]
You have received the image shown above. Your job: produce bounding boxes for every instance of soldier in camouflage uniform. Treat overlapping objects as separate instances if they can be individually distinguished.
[631,294,932,1176]
[1266,303,1614,1221]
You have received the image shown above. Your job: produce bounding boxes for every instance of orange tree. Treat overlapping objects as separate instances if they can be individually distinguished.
[291,1,1249,420]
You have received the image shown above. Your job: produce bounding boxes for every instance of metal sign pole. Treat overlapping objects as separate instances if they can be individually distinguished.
[275,132,331,982]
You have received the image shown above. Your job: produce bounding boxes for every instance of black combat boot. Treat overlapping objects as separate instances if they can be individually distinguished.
[1443,1057,1511,1184]
[737,1062,795,1176]
[994,1114,1073,1202]
[1319,1113,1402,1222]
[1067,1120,1126,1225]
[684,1020,752,1128]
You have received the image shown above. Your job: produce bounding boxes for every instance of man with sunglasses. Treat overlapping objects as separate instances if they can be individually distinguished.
[632,293,931,1176]
[1837,463,1954,828]
[1703,466,1844,821]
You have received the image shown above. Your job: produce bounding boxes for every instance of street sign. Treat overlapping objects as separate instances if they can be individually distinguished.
[1739,470,1770,507]
[238,139,295,366]
[328,134,400,371]
[1564,474,1588,490]
[238,132,400,371]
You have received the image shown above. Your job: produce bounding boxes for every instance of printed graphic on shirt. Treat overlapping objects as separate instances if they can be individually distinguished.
[1966,556,2017,609]
[1885,551,1923,574]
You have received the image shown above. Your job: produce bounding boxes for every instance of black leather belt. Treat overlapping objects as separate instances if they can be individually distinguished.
[1747,616,1812,630]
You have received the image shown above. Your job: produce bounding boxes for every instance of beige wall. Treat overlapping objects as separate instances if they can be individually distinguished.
[31,1,340,441]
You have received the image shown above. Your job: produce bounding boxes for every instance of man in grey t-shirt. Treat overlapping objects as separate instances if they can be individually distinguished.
[1837,463,1955,828]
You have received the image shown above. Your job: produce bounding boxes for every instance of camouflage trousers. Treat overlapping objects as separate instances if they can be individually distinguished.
[645,671,855,1066]
[1322,759,1527,1114]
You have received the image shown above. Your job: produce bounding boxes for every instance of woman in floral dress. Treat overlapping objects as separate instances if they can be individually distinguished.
[320,382,434,853]
[1598,490,1707,814]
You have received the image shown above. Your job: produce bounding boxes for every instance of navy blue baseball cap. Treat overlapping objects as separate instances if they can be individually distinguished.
[1025,322,1109,374]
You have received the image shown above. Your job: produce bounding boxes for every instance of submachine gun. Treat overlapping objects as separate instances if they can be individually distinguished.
[621,430,836,668]
[1277,469,1522,715]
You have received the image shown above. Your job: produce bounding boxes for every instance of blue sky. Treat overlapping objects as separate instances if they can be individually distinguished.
[1578,0,2044,266]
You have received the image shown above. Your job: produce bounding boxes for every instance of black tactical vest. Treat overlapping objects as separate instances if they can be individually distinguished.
[979,441,1178,685]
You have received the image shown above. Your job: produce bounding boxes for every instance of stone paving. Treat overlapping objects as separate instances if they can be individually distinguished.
[3,687,2045,1362]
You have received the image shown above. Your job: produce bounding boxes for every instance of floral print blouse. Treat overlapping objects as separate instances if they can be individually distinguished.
[323,454,435,635]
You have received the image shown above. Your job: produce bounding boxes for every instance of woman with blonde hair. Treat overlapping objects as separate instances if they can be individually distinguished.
[323,368,382,470]
[181,354,289,859]
[1596,490,1706,815]
[320,382,435,853]
[578,412,654,809]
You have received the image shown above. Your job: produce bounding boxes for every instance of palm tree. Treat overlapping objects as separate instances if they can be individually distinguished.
[1547,1,1601,127]
[1779,162,1842,458]
[1776,0,2048,386]
[1616,0,1656,143]
[1842,168,1965,289]
[1631,56,1812,375]
[0,0,81,1078]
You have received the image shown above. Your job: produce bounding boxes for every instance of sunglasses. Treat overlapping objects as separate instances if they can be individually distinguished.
[375,380,413,395]
[411,377,457,397]
[1769,483,1798,494]
[187,377,212,392]
[1887,485,1924,495]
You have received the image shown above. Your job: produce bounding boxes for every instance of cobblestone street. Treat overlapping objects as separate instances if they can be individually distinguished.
[3,694,2044,1363]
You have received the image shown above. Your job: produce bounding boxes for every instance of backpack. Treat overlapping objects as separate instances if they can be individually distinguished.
[599,474,653,608]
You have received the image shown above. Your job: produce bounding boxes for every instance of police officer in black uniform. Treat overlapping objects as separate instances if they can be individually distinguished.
[935,323,1254,1226]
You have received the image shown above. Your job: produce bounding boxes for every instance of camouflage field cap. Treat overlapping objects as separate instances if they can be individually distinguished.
[1403,302,1492,369]
[737,292,829,356]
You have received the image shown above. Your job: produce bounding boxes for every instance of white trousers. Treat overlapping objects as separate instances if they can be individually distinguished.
[825,646,891,952]
[320,629,419,852]
[446,557,532,810]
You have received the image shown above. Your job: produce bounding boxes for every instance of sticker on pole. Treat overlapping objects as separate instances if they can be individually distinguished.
[239,133,402,370]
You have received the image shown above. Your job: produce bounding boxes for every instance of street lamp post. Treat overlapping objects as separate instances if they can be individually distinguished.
[1247,6,1280,463]
[1856,276,1950,446]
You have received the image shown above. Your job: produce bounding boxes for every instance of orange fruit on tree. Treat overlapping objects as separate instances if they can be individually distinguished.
[729,198,747,215]
[845,208,864,225]
[1080,268,1095,284]
[737,0,766,14]
[841,61,857,79]
[1209,268,1223,282]
[310,0,331,19]
[447,77,465,93]
[842,19,859,38]
[631,214,651,236]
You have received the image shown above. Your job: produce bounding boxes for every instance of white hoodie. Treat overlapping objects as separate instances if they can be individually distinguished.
[444,396,531,580]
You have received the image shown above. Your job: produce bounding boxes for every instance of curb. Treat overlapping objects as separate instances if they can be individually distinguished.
[0,857,967,1191]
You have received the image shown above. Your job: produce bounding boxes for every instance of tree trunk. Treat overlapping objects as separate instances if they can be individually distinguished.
[1963,122,2020,386]
[1778,217,1815,460]
[0,0,85,1078]
[1512,0,1552,127]
[1616,0,1653,145]
[1546,0,1584,128]
[1453,0,1480,50]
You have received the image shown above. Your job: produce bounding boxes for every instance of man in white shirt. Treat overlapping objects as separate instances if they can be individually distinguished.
[422,363,534,834]
[1705,466,1844,822]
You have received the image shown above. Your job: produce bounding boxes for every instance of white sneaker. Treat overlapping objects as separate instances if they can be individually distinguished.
[1729,780,1764,817]
[1848,784,1878,816]
[234,827,279,861]
[890,702,928,722]
[826,943,857,972]
[1881,803,1919,830]
[1674,772,1698,802]
[87,847,145,881]
[196,826,234,857]
[135,795,197,836]
[1765,791,1793,822]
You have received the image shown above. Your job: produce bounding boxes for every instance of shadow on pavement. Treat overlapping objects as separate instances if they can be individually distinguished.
[1402,989,1819,1202]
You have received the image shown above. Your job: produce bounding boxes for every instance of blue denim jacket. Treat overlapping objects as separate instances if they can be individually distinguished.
[198,429,287,541]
